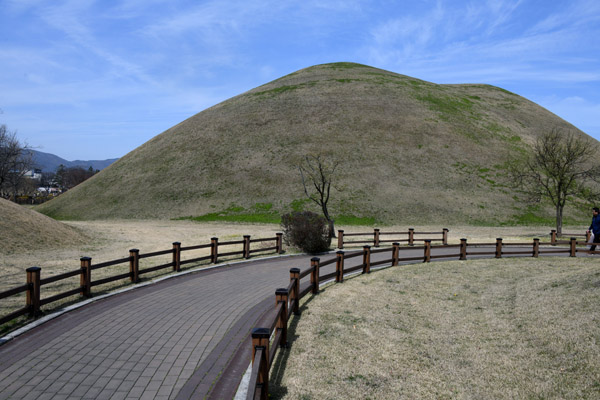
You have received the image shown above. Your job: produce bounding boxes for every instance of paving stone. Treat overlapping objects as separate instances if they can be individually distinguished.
[0,254,324,399]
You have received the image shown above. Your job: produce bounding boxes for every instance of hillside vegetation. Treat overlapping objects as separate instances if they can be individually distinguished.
[0,198,87,253]
[36,62,594,225]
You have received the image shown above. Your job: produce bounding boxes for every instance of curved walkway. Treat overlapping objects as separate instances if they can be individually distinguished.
[0,245,575,399]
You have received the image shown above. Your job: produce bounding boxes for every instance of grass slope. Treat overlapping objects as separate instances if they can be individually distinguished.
[36,62,594,225]
[0,198,87,254]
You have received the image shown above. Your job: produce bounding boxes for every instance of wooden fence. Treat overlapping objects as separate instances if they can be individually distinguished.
[337,228,449,249]
[0,233,283,327]
[246,235,597,399]
[551,229,591,244]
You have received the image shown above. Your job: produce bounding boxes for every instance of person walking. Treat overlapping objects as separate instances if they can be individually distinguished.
[587,207,600,252]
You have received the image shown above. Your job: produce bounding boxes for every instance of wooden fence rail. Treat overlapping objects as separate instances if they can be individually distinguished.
[550,229,591,245]
[337,228,449,249]
[246,236,597,399]
[0,233,283,327]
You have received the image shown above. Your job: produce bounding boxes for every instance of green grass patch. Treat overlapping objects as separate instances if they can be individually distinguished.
[417,92,475,116]
[326,62,368,70]
[335,214,378,226]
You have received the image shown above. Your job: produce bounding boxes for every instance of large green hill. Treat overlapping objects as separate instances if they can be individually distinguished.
[36,62,594,225]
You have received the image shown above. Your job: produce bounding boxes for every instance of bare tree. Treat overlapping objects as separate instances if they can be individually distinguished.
[298,155,338,238]
[0,124,33,200]
[511,127,600,235]
[55,165,96,190]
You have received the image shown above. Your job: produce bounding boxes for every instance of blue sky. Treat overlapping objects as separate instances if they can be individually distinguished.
[1,0,599,161]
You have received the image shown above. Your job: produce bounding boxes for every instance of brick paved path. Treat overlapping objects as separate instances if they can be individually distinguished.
[0,255,318,400]
[0,244,572,399]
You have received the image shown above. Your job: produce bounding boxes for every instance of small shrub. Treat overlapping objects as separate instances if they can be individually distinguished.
[281,211,331,253]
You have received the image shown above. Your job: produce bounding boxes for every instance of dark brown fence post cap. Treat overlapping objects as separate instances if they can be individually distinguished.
[290,267,301,273]
[534,238,539,241]
[461,238,467,241]
[336,250,344,255]
[363,245,371,249]
[211,237,218,240]
[129,249,139,253]
[425,239,431,243]
[311,257,320,262]
[276,288,289,296]
[252,327,270,338]
[443,228,449,231]
[409,228,414,230]
[26,266,41,272]
[80,257,92,261]
[173,242,181,245]
[497,238,503,241]
[392,242,399,245]
[374,228,380,231]
[338,229,344,233]
[244,235,250,238]
[276,232,283,235]
[551,229,556,232]
[571,237,577,240]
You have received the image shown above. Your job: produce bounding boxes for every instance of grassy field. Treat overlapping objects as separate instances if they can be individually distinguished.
[270,257,600,399]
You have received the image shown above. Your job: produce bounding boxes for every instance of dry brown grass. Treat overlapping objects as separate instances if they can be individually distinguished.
[0,198,88,254]
[270,257,600,399]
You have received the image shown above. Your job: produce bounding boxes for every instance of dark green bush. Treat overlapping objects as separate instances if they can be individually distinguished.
[281,211,331,253]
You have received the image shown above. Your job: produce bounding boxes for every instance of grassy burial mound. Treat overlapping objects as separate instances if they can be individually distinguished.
[0,198,87,254]
[36,62,593,225]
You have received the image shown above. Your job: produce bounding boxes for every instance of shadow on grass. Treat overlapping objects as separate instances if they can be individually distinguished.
[267,273,367,399]
[268,293,317,399]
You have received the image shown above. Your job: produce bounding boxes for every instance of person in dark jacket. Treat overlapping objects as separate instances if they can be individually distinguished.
[587,207,600,252]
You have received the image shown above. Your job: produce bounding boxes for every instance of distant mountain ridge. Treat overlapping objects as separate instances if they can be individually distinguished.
[29,150,118,172]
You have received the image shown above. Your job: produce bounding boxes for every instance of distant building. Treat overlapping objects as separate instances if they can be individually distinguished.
[24,169,42,180]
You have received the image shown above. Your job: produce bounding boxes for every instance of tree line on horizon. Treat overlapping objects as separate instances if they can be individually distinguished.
[0,124,98,202]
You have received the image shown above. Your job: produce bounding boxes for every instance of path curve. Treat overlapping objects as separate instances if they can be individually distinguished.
[0,244,575,399]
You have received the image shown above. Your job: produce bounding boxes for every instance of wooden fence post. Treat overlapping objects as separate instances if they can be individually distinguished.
[551,230,557,245]
[533,238,540,258]
[363,245,371,274]
[276,233,283,254]
[570,237,577,257]
[129,249,140,283]
[374,228,380,247]
[275,288,288,347]
[26,267,41,317]
[172,242,181,272]
[392,242,400,266]
[311,257,320,294]
[408,228,415,246]
[459,239,467,260]
[338,230,344,249]
[251,327,270,400]
[244,235,251,259]
[336,251,345,283]
[211,237,219,263]
[80,257,92,297]
[289,268,300,315]
[586,231,591,243]
[424,240,431,263]
[495,238,503,259]
[443,228,449,245]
